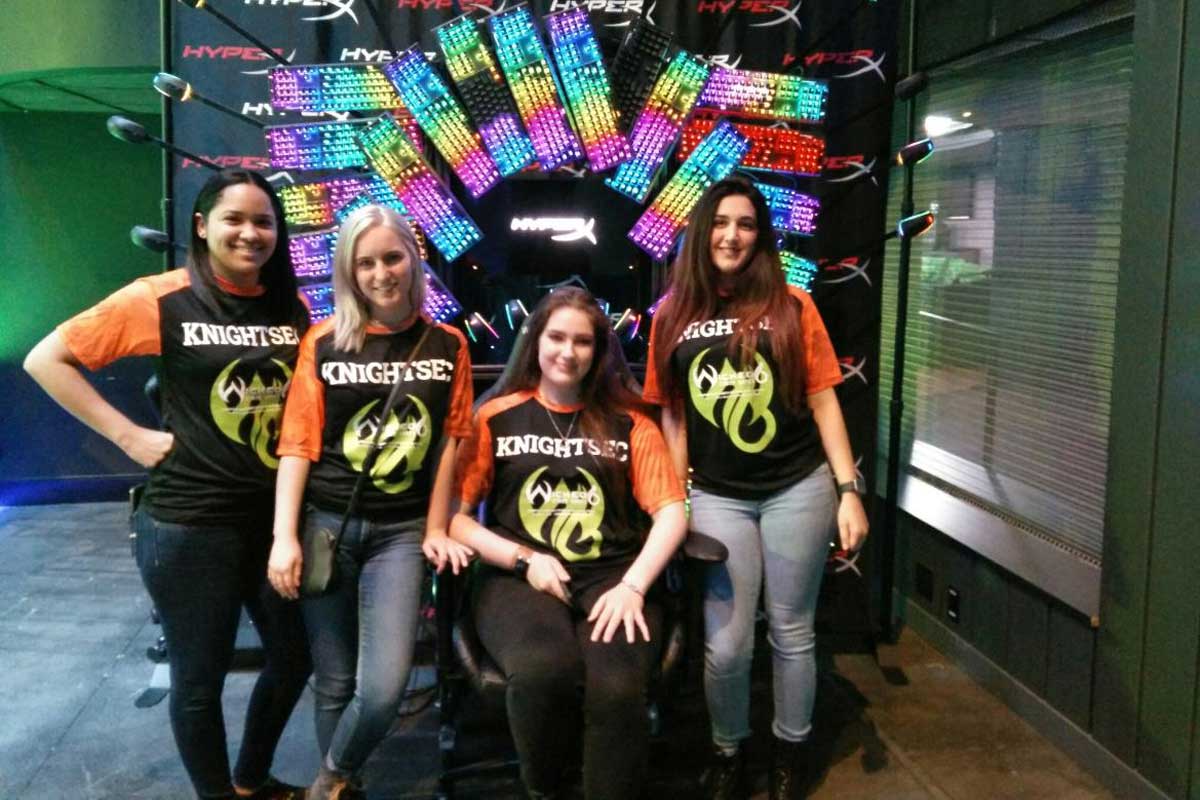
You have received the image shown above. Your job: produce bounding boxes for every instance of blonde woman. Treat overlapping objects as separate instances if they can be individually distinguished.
[269,205,474,799]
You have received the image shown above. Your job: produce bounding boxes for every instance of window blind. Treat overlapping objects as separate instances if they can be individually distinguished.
[879,21,1133,611]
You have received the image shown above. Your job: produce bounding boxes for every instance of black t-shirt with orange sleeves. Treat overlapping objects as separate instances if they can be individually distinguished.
[456,390,685,573]
[643,286,842,501]
[278,316,473,520]
[57,269,304,525]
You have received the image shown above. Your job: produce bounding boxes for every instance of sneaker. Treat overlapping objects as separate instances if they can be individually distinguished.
[700,745,746,800]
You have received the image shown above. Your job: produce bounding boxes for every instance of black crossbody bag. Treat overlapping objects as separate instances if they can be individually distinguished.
[299,324,433,596]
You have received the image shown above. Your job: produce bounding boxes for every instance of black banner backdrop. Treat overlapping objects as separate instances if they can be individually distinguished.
[168,0,901,632]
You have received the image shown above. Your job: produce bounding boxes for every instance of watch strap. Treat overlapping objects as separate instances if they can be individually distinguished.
[836,479,865,497]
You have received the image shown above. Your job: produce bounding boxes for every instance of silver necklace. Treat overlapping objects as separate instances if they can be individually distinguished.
[544,404,579,443]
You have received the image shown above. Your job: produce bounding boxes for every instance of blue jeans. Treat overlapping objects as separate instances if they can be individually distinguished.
[690,463,837,747]
[300,506,427,775]
[133,508,312,799]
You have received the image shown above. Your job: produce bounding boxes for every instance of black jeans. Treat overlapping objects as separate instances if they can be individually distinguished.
[473,564,662,800]
[134,508,311,799]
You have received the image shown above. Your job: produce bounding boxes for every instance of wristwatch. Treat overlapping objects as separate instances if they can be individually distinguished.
[836,478,866,498]
[512,546,533,579]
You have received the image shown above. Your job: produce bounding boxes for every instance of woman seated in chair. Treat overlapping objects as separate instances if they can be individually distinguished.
[450,287,688,800]
[267,204,475,799]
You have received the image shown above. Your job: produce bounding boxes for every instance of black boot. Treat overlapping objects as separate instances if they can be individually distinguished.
[700,744,746,800]
[769,736,812,800]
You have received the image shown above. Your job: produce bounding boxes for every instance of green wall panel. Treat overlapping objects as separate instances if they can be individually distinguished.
[0,0,158,79]
[1004,578,1049,696]
[1044,604,1094,730]
[1093,0,1185,767]
[970,556,1011,669]
[994,0,1096,38]
[0,111,163,483]
[1152,2,1200,795]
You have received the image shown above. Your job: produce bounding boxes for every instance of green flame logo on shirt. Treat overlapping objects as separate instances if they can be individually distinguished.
[688,347,777,454]
[210,359,293,468]
[517,466,605,562]
[343,395,432,494]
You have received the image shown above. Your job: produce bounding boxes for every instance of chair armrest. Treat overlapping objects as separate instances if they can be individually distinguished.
[682,530,728,563]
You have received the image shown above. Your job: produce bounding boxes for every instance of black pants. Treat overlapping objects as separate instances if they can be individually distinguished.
[134,508,312,799]
[473,564,662,800]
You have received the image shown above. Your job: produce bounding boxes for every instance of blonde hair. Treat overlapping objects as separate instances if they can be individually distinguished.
[332,204,427,352]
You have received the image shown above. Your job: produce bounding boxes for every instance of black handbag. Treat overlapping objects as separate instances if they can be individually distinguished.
[299,323,434,596]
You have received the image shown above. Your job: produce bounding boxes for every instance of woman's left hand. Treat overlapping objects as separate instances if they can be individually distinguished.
[423,534,474,575]
[588,583,650,644]
[837,493,870,552]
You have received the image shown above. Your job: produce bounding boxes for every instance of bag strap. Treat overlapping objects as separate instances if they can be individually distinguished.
[332,320,436,545]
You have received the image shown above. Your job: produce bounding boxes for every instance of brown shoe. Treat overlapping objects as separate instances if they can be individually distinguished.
[241,776,307,800]
[308,765,351,800]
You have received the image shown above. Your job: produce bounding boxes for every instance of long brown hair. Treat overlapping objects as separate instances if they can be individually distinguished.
[493,287,649,445]
[651,177,807,411]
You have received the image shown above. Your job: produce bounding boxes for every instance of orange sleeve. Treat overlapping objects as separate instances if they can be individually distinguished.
[455,407,495,508]
[442,324,475,439]
[57,276,165,370]
[791,287,842,394]
[628,410,686,515]
[641,314,666,406]
[276,322,329,461]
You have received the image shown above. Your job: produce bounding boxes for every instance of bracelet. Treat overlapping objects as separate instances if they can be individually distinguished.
[621,578,645,596]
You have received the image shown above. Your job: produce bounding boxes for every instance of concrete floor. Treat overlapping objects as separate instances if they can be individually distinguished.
[0,501,1114,799]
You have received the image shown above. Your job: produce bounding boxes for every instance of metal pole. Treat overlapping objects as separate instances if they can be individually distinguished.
[879,0,919,643]
[162,0,176,271]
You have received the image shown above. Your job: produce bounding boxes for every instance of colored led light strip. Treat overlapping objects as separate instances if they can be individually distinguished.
[697,68,828,124]
[628,119,749,261]
[278,175,409,229]
[300,282,335,321]
[421,264,464,324]
[545,8,629,171]
[269,63,405,113]
[266,120,368,170]
[678,116,824,176]
[612,308,641,342]
[780,250,818,292]
[608,17,674,132]
[356,113,483,262]
[606,52,711,203]
[463,311,500,342]
[290,228,338,280]
[435,15,536,177]
[383,48,500,198]
[487,4,582,171]
[753,182,819,236]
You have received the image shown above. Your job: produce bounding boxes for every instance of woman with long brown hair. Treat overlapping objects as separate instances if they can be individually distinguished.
[644,177,869,800]
[450,287,687,800]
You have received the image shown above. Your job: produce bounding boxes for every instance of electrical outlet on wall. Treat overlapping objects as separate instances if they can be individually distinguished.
[946,586,961,624]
